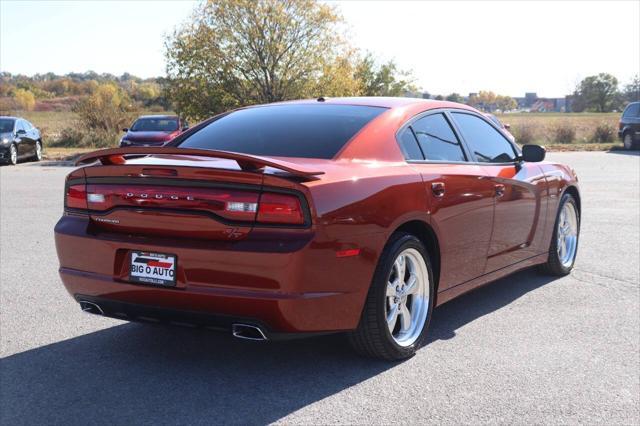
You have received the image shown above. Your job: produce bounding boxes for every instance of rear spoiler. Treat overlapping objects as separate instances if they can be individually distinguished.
[75,147,324,180]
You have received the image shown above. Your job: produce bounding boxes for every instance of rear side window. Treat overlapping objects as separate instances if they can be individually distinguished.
[177,104,386,159]
[452,112,516,163]
[411,113,466,162]
[623,103,640,118]
[398,128,424,160]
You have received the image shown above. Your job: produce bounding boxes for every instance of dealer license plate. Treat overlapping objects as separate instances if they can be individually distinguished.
[129,251,177,286]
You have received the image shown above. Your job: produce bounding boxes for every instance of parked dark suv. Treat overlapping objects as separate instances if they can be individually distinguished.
[0,116,43,165]
[120,115,188,147]
[619,102,640,150]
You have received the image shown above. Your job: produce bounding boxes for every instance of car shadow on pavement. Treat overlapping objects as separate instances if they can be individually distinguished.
[1,269,556,424]
[428,269,556,342]
[606,149,639,156]
[26,160,76,167]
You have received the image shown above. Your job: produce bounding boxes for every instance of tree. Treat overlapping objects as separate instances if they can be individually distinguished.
[313,52,361,97]
[354,53,415,97]
[73,83,133,132]
[466,91,515,112]
[14,89,36,111]
[623,74,639,103]
[164,0,416,120]
[445,93,463,103]
[136,82,162,105]
[495,95,517,112]
[573,73,620,112]
[467,91,496,111]
[165,0,346,120]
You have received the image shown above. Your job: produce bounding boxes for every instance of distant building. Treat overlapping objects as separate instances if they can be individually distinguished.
[525,92,538,108]
[514,92,570,112]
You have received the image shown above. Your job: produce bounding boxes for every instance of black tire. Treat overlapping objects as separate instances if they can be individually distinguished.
[623,132,637,151]
[8,144,18,165]
[32,140,42,162]
[348,232,435,361]
[538,193,580,276]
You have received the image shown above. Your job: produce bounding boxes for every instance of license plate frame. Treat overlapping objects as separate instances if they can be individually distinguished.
[129,251,177,287]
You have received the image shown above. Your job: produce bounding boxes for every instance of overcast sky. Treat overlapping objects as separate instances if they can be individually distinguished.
[1,0,638,97]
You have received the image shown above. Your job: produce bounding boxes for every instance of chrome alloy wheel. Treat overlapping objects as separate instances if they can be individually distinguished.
[35,141,42,161]
[10,144,17,165]
[557,202,579,267]
[623,133,633,150]
[385,248,430,347]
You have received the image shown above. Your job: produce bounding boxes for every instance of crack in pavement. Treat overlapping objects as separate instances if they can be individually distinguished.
[571,268,639,292]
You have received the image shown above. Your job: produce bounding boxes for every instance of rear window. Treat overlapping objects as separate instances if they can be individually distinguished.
[176,104,386,159]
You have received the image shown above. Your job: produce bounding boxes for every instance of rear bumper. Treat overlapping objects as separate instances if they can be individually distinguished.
[72,294,326,340]
[55,215,382,334]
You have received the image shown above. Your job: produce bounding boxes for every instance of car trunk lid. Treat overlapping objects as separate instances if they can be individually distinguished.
[68,148,319,241]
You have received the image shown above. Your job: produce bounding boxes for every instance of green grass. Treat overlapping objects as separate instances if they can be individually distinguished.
[12,110,80,142]
[499,112,619,118]
[42,147,96,161]
[496,112,620,145]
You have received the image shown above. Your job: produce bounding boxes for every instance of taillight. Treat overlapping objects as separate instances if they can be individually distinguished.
[65,184,87,209]
[65,183,306,226]
[257,193,304,225]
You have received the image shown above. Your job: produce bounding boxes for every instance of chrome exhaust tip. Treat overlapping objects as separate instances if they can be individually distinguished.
[232,323,268,341]
[79,300,104,315]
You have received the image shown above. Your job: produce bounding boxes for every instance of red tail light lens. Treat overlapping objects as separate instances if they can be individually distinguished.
[65,184,306,226]
[257,193,304,225]
[65,184,88,209]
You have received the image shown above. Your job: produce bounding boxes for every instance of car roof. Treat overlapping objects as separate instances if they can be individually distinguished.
[270,96,468,110]
[0,116,19,120]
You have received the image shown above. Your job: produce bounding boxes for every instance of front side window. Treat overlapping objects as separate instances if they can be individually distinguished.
[411,113,466,162]
[131,118,179,132]
[177,104,386,159]
[452,112,516,163]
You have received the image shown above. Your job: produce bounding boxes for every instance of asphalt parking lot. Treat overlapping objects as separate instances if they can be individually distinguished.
[1,151,638,425]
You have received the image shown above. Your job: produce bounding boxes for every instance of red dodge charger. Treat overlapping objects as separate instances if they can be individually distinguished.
[55,97,580,360]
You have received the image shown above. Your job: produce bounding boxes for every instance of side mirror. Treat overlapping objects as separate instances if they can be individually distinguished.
[122,128,129,132]
[521,144,546,162]
[503,123,511,130]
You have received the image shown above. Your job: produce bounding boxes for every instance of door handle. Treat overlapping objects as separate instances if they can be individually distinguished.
[494,184,506,197]
[431,182,445,197]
